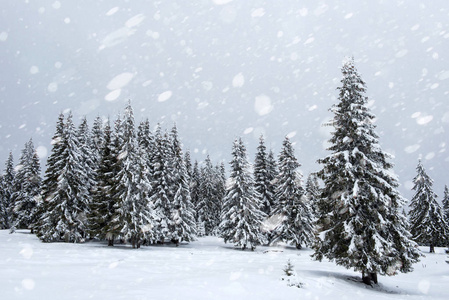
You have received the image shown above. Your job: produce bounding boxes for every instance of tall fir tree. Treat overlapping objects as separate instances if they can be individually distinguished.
[89,116,104,181]
[0,174,3,226]
[408,161,449,253]
[149,126,173,243]
[35,113,65,239]
[305,173,320,217]
[108,102,155,248]
[90,115,104,158]
[254,135,275,217]
[215,162,226,217]
[190,160,205,236]
[198,155,221,235]
[270,137,315,249]
[313,59,420,285]
[87,119,119,245]
[442,185,449,223]
[0,174,4,228]
[168,125,197,245]
[38,113,90,242]
[184,150,193,179]
[137,119,154,181]
[10,139,41,233]
[77,117,96,226]
[0,152,15,229]
[266,149,278,204]
[219,138,266,250]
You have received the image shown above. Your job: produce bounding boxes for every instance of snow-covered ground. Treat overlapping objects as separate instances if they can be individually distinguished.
[1,230,448,300]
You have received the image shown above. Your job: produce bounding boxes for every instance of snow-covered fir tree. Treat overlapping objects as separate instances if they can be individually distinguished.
[108,102,155,248]
[198,155,222,235]
[254,135,276,217]
[266,149,278,203]
[168,125,197,245]
[219,138,266,250]
[190,160,205,236]
[37,113,90,242]
[305,173,320,217]
[270,137,315,249]
[149,125,173,243]
[89,116,104,177]
[408,161,448,253]
[442,185,449,223]
[34,113,65,239]
[90,115,104,157]
[0,152,15,229]
[76,117,96,222]
[0,174,4,228]
[313,59,420,285]
[137,119,154,180]
[87,119,119,245]
[10,139,41,233]
[184,150,193,179]
[215,162,227,216]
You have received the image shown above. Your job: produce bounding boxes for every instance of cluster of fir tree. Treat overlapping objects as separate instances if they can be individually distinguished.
[1,102,227,247]
[2,58,439,286]
[408,161,449,253]
[0,141,41,233]
[218,135,317,251]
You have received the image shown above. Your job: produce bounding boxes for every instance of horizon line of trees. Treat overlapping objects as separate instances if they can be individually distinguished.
[1,59,449,285]
[0,101,318,250]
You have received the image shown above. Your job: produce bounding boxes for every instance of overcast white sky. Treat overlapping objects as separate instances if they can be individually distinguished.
[0,0,448,200]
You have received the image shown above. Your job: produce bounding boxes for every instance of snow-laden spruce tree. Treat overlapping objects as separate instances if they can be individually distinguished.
[197,155,222,235]
[215,162,227,218]
[137,119,155,179]
[184,150,193,179]
[35,114,65,240]
[87,119,119,245]
[76,117,96,223]
[442,185,449,223]
[0,152,15,229]
[10,139,41,233]
[254,135,276,217]
[190,160,205,236]
[305,173,320,217]
[0,174,5,228]
[270,137,315,249]
[90,115,104,160]
[149,125,173,243]
[168,125,197,245]
[408,161,449,253]
[38,113,90,242]
[313,59,420,285]
[108,102,155,248]
[219,138,266,250]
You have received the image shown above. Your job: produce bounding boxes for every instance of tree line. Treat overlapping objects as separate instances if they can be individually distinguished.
[1,59,448,285]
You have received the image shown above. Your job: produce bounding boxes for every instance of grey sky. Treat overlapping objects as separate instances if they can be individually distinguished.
[0,0,448,200]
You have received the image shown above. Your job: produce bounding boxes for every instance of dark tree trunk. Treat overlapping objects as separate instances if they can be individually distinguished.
[362,272,378,285]
[296,243,302,250]
[430,244,435,253]
[108,238,114,246]
[370,272,378,284]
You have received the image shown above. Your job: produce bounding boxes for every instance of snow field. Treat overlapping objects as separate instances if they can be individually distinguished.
[1,230,448,300]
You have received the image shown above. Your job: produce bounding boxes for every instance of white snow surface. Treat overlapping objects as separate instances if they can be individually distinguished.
[1,230,448,300]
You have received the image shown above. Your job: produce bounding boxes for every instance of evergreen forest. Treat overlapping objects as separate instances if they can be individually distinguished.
[1,59,448,285]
